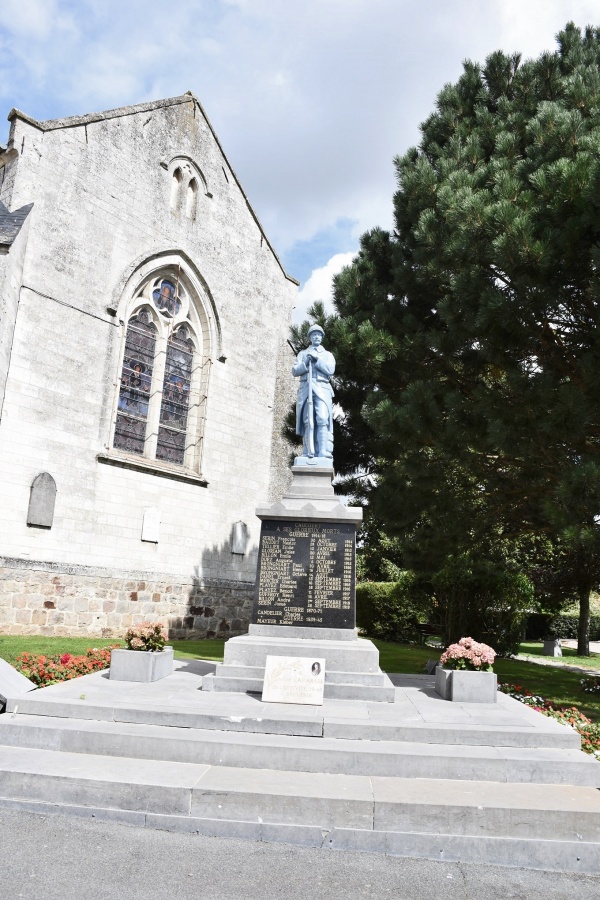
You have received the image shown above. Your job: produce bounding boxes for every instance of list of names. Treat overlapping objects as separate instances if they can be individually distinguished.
[252,520,355,629]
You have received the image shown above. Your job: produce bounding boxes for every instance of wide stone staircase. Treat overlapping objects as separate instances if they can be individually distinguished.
[0,660,599,873]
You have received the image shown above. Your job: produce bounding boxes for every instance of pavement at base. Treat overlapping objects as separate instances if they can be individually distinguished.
[1,807,598,900]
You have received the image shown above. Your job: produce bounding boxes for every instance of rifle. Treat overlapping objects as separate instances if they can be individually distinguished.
[306,355,315,457]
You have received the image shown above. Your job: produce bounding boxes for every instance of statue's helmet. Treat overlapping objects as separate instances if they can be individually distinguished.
[307,324,325,338]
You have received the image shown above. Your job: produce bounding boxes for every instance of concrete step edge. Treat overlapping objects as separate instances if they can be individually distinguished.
[204,674,395,701]
[0,703,580,749]
[1,746,599,813]
[0,714,589,761]
[0,797,599,874]
[0,717,596,788]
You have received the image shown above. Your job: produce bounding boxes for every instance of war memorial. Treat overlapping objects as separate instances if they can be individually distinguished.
[0,322,599,874]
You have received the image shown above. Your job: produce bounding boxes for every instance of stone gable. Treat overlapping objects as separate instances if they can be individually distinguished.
[0,94,296,637]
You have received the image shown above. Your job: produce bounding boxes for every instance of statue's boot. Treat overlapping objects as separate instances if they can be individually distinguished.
[316,426,333,459]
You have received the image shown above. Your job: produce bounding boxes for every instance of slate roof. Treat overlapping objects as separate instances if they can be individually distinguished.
[0,199,33,247]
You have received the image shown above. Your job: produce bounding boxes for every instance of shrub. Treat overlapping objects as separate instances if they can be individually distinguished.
[355,574,434,643]
[16,646,119,687]
[125,621,168,651]
[439,637,496,671]
[524,613,600,641]
[432,559,533,657]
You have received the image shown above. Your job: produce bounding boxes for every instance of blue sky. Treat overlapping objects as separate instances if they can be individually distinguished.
[1,0,599,320]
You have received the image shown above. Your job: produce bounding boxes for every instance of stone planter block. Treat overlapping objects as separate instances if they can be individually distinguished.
[435,666,497,703]
[543,639,562,657]
[109,647,174,682]
[434,666,453,700]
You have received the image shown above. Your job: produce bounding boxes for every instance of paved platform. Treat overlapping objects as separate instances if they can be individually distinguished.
[0,660,584,743]
[0,660,599,873]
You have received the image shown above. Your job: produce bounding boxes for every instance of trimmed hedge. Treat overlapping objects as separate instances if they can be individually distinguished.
[524,613,600,642]
[356,576,434,643]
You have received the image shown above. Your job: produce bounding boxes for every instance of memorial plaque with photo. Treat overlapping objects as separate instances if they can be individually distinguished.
[252,519,356,629]
[262,655,325,705]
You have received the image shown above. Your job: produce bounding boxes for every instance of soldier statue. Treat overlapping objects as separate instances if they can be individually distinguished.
[292,324,335,462]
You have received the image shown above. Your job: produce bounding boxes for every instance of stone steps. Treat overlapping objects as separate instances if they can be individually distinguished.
[202,671,396,701]
[0,714,596,786]
[206,631,396,701]
[1,667,599,872]
[0,745,599,873]
[3,693,582,747]
[214,664,387,686]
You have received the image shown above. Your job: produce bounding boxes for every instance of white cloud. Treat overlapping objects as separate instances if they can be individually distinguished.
[1,0,598,279]
[0,0,62,39]
[294,251,356,324]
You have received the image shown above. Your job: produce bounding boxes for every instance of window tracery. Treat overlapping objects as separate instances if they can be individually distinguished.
[167,157,207,219]
[112,270,209,470]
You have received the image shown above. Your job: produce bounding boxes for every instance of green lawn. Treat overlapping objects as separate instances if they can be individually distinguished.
[1,634,598,722]
[0,636,123,668]
[370,638,600,722]
[517,642,600,670]
[0,636,226,669]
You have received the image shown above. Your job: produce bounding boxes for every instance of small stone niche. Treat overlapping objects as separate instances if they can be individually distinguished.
[231,520,249,555]
[27,473,57,529]
[141,507,160,543]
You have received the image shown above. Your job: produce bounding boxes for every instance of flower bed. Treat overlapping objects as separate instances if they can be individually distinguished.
[581,676,600,695]
[499,682,600,761]
[16,646,119,687]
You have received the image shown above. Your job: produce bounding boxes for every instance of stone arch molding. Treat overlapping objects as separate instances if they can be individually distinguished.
[113,250,224,361]
[109,251,224,472]
[168,155,211,219]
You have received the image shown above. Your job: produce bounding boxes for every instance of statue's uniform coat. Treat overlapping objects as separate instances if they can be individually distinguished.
[292,346,335,456]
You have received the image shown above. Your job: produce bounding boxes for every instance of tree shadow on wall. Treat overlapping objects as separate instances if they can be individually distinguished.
[168,538,258,640]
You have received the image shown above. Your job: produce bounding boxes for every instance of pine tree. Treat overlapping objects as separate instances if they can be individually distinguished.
[332,23,600,654]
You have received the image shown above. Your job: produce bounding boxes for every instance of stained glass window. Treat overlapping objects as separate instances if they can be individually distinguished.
[113,269,205,471]
[113,310,156,455]
[157,325,195,465]
[152,279,181,318]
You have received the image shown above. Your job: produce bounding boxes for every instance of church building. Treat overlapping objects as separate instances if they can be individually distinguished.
[0,93,297,639]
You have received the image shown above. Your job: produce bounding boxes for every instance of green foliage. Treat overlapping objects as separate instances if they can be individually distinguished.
[524,612,600,641]
[330,23,600,654]
[356,575,434,643]
[432,555,533,656]
[356,507,404,582]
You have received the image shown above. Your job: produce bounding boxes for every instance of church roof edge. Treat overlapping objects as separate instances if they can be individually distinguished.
[7,94,192,132]
[6,93,299,285]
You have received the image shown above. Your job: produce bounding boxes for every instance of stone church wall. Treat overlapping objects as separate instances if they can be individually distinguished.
[0,558,253,638]
[0,95,296,638]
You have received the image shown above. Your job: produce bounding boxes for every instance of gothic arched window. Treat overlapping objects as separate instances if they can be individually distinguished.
[186,178,198,220]
[170,167,182,210]
[113,272,207,469]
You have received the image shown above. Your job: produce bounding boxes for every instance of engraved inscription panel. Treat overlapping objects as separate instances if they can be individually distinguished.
[252,520,356,629]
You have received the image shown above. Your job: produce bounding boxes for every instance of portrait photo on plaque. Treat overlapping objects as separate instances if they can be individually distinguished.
[262,655,326,705]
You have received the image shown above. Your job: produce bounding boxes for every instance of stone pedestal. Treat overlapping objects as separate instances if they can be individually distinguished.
[543,639,562,657]
[203,465,394,702]
[435,666,498,703]
[109,647,174,682]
